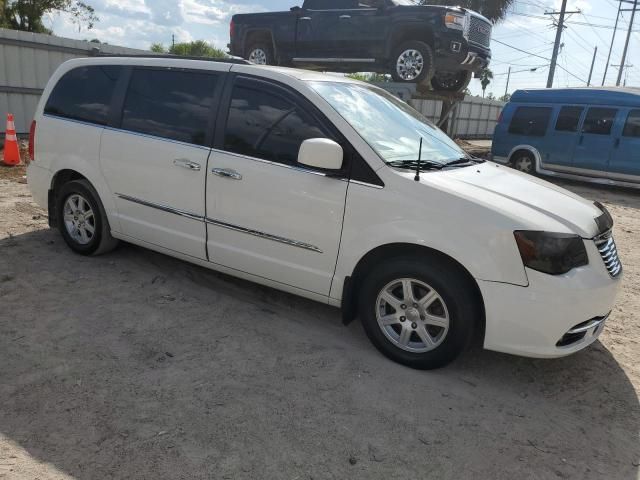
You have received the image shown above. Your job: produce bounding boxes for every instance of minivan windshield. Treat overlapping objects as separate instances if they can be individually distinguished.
[311,81,468,166]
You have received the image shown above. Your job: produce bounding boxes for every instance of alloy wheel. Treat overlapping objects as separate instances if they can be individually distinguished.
[248,48,268,65]
[63,194,95,245]
[396,49,425,81]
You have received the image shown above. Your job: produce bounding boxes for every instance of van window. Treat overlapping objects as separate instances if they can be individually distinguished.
[582,108,617,135]
[555,106,583,132]
[121,69,218,146]
[508,107,551,136]
[44,66,122,126]
[224,84,327,166]
[623,110,640,138]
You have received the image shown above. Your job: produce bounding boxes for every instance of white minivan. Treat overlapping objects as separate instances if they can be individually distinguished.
[27,57,622,369]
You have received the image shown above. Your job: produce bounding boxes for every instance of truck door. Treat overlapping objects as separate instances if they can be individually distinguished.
[343,0,389,59]
[609,109,640,180]
[544,106,583,168]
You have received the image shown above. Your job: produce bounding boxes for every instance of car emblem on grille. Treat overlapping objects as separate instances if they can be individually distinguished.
[476,24,491,36]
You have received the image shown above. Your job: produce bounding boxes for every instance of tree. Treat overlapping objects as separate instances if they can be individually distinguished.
[499,93,511,102]
[150,40,227,59]
[3,0,97,33]
[480,68,493,98]
[347,72,391,83]
[419,0,514,22]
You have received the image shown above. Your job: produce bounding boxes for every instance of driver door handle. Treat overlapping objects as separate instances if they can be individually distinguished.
[173,159,201,171]
[339,14,351,20]
[211,168,243,180]
[299,16,311,21]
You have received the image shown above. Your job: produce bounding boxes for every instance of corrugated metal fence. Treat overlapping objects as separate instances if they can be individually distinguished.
[0,28,150,134]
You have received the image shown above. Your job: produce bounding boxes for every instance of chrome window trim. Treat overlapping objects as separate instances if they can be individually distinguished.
[349,179,384,189]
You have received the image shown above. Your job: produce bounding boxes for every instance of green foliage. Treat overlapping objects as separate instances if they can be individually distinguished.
[346,72,391,83]
[2,0,97,33]
[480,68,493,97]
[418,0,514,22]
[151,40,227,59]
[499,93,511,102]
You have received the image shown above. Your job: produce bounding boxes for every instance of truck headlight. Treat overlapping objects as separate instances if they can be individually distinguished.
[514,231,589,275]
[444,13,466,30]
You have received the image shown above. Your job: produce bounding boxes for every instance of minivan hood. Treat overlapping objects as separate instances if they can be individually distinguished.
[423,162,602,238]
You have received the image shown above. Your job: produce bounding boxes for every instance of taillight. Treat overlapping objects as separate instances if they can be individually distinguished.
[29,120,36,161]
[230,19,235,39]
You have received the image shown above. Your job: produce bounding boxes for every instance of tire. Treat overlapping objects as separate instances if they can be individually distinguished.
[56,179,119,256]
[431,70,472,93]
[510,152,536,175]
[246,42,274,65]
[390,41,434,84]
[358,257,479,370]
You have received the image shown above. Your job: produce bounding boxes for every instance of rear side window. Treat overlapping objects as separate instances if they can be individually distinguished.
[121,69,218,146]
[555,106,583,132]
[224,84,328,166]
[623,110,640,138]
[508,106,551,136]
[44,65,122,125]
[582,107,617,135]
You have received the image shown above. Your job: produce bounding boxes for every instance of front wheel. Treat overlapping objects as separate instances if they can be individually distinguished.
[358,257,479,370]
[390,41,434,84]
[431,71,472,93]
[511,152,536,175]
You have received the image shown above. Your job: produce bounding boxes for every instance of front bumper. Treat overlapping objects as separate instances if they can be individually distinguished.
[479,239,622,358]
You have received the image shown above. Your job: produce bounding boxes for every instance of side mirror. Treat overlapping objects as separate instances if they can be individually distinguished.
[298,138,344,171]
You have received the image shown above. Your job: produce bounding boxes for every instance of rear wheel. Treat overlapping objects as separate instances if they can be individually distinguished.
[246,42,274,65]
[431,71,472,93]
[358,257,479,370]
[511,151,536,175]
[391,41,434,84]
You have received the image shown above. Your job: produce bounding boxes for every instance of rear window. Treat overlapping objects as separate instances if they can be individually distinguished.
[582,108,617,135]
[121,69,218,146]
[508,106,551,137]
[623,110,640,138]
[44,65,122,126]
[555,106,583,132]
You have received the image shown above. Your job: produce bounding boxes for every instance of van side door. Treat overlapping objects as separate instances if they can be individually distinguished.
[544,106,584,169]
[205,75,349,297]
[99,66,227,259]
[572,107,618,174]
[609,109,640,181]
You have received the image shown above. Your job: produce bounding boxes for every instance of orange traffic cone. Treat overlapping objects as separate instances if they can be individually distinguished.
[2,114,21,166]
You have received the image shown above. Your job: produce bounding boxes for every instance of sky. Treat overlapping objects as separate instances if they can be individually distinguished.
[45,0,640,97]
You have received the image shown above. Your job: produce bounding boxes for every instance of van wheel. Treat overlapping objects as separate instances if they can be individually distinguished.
[56,180,119,256]
[358,257,478,370]
[246,42,273,65]
[391,41,434,84]
[431,71,472,93]
[511,152,536,174]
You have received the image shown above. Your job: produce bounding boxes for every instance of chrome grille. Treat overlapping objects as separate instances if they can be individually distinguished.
[595,231,622,277]
[468,16,492,48]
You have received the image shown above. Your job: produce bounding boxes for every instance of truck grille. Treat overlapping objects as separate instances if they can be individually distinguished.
[595,231,622,277]
[468,16,492,48]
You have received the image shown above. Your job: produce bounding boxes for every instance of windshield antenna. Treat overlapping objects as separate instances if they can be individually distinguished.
[414,137,423,182]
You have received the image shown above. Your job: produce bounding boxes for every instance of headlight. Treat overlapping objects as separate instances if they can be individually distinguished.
[514,231,588,275]
[444,12,466,30]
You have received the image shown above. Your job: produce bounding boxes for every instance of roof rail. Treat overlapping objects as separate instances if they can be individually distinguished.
[91,50,251,65]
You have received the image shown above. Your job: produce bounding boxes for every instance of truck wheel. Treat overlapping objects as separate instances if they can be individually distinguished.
[391,41,434,84]
[358,256,478,370]
[431,71,472,93]
[246,43,273,65]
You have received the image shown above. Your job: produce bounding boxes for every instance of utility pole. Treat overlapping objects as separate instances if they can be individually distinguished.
[603,1,622,85]
[587,46,598,86]
[545,2,581,88]
[617,0,638,86]
[172,34,176,49]
[612,63,634,85]
[505,66,511,98]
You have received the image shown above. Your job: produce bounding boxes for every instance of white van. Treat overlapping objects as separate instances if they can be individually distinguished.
[27,57,622,369]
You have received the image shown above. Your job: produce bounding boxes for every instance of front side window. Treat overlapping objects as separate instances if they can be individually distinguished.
[121,69,218,146]
[44,65,122,125]
[311,81,466,165]
[582,107,617,136]
[623,110,640,138]
[508,107,552,137]
[224,84,327,166]
[555,106,583,132]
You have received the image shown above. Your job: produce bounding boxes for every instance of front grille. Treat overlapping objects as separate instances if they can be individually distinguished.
[595,231,622,277]
[468,16,492,48]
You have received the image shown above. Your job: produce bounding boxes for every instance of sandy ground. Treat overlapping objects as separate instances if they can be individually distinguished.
[0,166,639,479]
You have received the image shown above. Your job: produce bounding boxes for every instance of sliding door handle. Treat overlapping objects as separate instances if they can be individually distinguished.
[211,168,243,180]
[173,159,201,171]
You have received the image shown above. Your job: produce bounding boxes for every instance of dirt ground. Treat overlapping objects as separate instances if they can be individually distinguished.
[0,166,639,479]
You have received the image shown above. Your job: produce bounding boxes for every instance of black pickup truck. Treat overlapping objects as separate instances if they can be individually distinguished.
[229,0,492,93]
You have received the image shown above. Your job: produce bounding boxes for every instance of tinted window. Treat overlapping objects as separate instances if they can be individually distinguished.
[582,108,617,135]
[508,107,551,136]
[555,106,583,132]
[121,69,218,146]
[45,66,121,125]
[623,110,640,138]
[224,85,327,166]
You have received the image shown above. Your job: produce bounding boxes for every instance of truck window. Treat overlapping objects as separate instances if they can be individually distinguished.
[555,106,583,132]
[582,108,617,136]
[623,110,640,138]
[224,84,328,166]
[121,69,218,146]
[44,66,122,126]
[508,107,551,137]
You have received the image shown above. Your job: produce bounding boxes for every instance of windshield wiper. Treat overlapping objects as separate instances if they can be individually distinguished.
[443,157,486,167]
[386,160,445,171]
